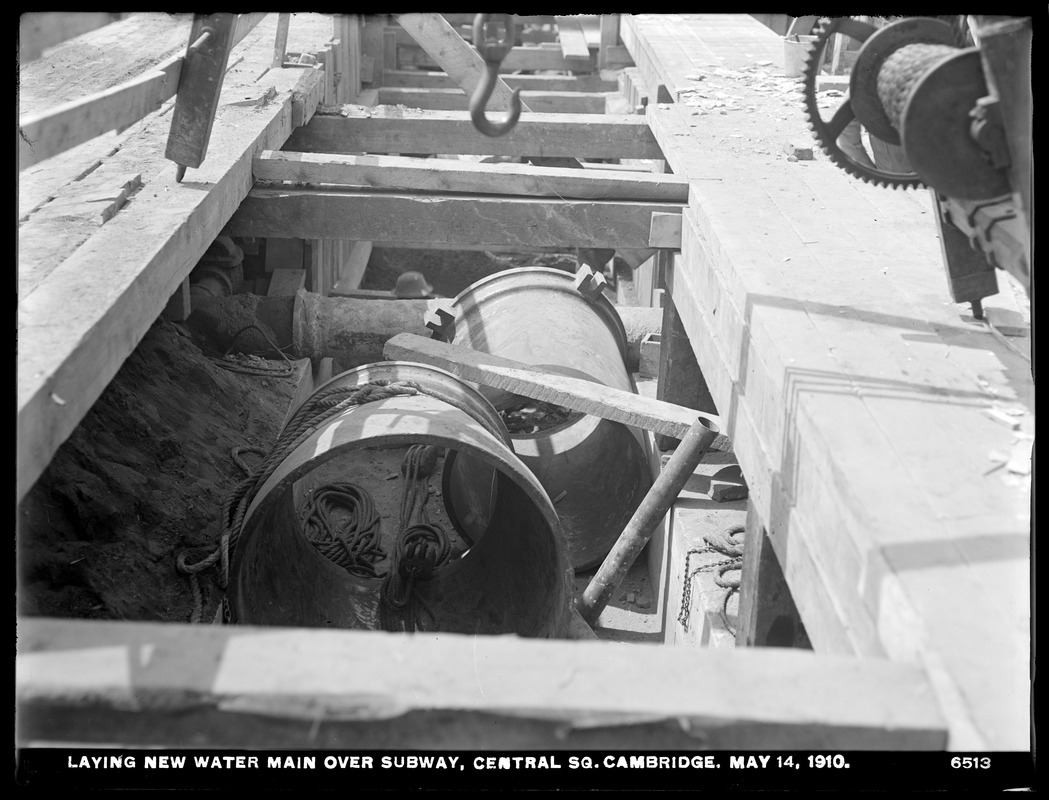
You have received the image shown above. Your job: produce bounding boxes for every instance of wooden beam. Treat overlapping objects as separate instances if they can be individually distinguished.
[376,86,608,114]
[16,617,948,749]
[598,15,620,69]
[602,44,634,68]
[656,265,717,449]
[382,69,617,92]
[267,268,306,296]
[161,278,191,322]
[226,188,682,249]
[19,12,124,63]
[17,18,326,504]
[272,13,290,68]
[254,151,690,202]
[285,109,664,159]
[383,333,710,438]
[334,240,373,291]
[736,501,811,648]
[360,15,386,87]
[648,211,683,247]
[18,13,268,170]
[555,15,591,59]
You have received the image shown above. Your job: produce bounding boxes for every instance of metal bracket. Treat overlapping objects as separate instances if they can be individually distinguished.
[424,301,456,339]
[574,264,609,302]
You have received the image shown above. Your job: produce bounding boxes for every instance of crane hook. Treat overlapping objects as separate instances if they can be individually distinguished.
[470,14,523,137]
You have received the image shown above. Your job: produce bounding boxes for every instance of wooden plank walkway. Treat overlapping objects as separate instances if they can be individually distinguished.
[17,618,946,749]
[622,14,1031,751]
[17,14,335,503]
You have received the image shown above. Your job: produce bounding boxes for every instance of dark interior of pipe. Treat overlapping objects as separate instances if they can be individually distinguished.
[231,443,570,638]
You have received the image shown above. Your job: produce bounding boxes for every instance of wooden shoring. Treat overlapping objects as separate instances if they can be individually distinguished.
[284,109,664,159]
[253,151,689,202]
[225,188,682,250]
[376,86,608,114]
[381,69,618,92]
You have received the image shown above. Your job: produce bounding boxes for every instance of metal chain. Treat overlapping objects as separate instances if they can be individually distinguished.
[677,525,746,635]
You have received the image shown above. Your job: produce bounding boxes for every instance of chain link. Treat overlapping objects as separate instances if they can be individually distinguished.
[677,525,746,635]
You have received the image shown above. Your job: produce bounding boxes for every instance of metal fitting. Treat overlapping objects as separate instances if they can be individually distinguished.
[574,265,609,302]
[424,301,456,339]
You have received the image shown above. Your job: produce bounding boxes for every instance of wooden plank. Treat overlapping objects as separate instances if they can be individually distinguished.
[383,28,397,70]
[161,278,192,322]
[16,617,948,749]
[254,151,690,202]
[382,69,617,92]
[17,17,328,504]
[226,188,682,250]
[18,13,268,170]
[555,15,591,59]
[18,17,307,295]
[383,333,710,439]
[736,501,810,647]
[340,15,361,102]
[602,45,634,68]
[272,13,290,68]
[361,15,386,87]
[266,268,306,297]
[19,57,182,171]
[334,241,373,291]
[19,12,124,63]
[648,210,683,247]
[598,15,620,69]
[376,86,608,114]
[656,274,717,449]
[285,109,664,159]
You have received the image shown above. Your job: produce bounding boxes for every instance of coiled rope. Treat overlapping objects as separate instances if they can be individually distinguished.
[379,445,452,633]
[677,524,746,636]
[299,484,385,579]
[209,324,295,378]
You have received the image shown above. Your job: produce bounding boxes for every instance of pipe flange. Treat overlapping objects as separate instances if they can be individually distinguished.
[573,264,609,302]
[424,300,456,340]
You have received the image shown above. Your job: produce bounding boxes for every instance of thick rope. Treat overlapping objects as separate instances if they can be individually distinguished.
[299,484,385,578]
[208,324,295,378]
[877,43,957,132]
[379,445,452,633]
[677,524,746,636]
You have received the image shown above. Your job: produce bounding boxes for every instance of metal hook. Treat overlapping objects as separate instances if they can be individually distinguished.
[470,14,523,137]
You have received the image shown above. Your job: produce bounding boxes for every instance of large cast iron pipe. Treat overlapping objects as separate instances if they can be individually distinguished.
[431,266,654,571]
[229,361,574,637]
[186,289,660,372]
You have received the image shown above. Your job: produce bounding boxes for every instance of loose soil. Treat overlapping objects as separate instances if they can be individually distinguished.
[18,321,299,623]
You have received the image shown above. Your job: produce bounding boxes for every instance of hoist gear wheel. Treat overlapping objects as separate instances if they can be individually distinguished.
[800,17,955,190]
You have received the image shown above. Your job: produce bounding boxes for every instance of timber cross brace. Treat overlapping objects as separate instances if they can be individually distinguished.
[17,13,1031,773]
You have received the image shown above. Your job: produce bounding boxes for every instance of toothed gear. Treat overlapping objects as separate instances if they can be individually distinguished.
[801,18,924,189]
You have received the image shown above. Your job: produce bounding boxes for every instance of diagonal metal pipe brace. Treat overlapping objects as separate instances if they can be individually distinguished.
[577,416,719,625]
